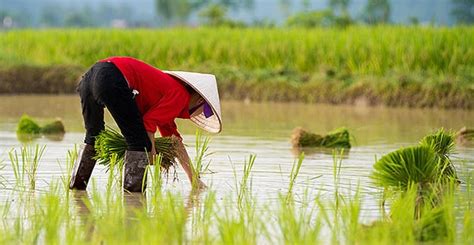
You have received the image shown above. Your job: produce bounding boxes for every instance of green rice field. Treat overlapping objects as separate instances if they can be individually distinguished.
[1,27,473,108]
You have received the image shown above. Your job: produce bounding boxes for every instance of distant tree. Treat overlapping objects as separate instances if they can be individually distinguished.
[451,0,474,24]
[64,7,96,27]
[199,3,226,26]
[199,3,246,27]
[362,0,391,24]
[286,10,336,28]
[155,0,207,25]
[155,0,253,26]
[408,16,419,25]
[328,0,353,27]
[329,0,350,15]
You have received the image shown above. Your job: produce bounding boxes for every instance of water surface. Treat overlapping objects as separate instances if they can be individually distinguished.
[0,95,473,222]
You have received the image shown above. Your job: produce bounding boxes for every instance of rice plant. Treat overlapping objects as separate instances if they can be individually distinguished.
[286,153,304,202]
[192,130,213,176]
[8,144,46,189]
[0,159,6,188]
[371,146,449,191]
[0,149,473,244]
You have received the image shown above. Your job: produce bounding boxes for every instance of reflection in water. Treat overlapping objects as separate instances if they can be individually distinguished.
[291,146,351,158]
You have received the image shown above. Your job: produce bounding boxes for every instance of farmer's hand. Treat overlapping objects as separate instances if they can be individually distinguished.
[171,135,207,190]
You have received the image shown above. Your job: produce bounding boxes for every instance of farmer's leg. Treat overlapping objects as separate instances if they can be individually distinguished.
[70,66,102,190]
[80,66,105,145]
[92,62,152,152]
[93,62,151,192]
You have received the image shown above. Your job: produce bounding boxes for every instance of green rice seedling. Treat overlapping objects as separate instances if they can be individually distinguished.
[57,146,78,197]
[291,127,351,149]
[277,187,321,244]
[40,119,66,135]
[234,154,256,211]
[191,190,217,244]
[94,127,177,171]
[8,144,46,189]
[420,129,458,179]
[192,130,213,176]
[0,159,6,188]
[134,192,188,244]
[419,129,455,157]
[371,145,456,200]
[286,153,304,202]
[16,114,41,138]
[147,154,164,197]
[215,196,260,245]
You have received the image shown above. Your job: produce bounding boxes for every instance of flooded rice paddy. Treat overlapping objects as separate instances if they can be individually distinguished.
[0,95,473,242]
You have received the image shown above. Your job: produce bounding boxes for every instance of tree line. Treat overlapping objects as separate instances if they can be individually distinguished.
[0,0,472,28]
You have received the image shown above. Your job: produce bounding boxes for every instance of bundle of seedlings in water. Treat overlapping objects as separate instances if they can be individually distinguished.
[94,127,178,172]
[372,129,457,193]
[291,127,351,149]
[17,114,66,141]
[370,129,458,241]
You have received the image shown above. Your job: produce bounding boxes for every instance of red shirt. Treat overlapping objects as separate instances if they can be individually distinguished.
[100,56,190,138]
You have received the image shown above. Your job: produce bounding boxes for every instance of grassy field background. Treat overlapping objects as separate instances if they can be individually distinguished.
[1,27,473,108]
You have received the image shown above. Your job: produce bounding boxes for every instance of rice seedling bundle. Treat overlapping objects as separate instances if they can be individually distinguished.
[16,114,41,135]
[291,127,351,148]
[371,129,457,190]
[94,127,177,171]
[17,114,66,137]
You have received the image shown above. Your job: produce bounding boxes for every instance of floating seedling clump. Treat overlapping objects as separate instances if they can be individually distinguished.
[291,127,351,149]
[40,119,66,134]
[94,127,178,171]
[16,115,41,135]
[16,114,66,141]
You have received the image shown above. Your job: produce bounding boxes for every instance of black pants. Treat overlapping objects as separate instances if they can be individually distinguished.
[78,62,151,152]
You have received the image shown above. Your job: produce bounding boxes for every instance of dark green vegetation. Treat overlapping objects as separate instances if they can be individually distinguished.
[291,127,351,148]
[94,127,177,171]
[371,129,460,241]
[16,114,41,135]
[372,129,457,190]
[1,27,472,109]
[16,114,65,139]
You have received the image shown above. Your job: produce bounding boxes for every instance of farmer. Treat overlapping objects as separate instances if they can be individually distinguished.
[69,56,222,192]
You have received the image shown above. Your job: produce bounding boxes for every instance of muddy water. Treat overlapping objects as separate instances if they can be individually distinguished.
[0,95,473,221]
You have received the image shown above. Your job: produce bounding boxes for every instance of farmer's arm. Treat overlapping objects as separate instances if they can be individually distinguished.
[141,88,188,163]
[172,135,206,190]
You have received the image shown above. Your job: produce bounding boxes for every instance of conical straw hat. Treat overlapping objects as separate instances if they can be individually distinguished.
[164,71,222,133]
